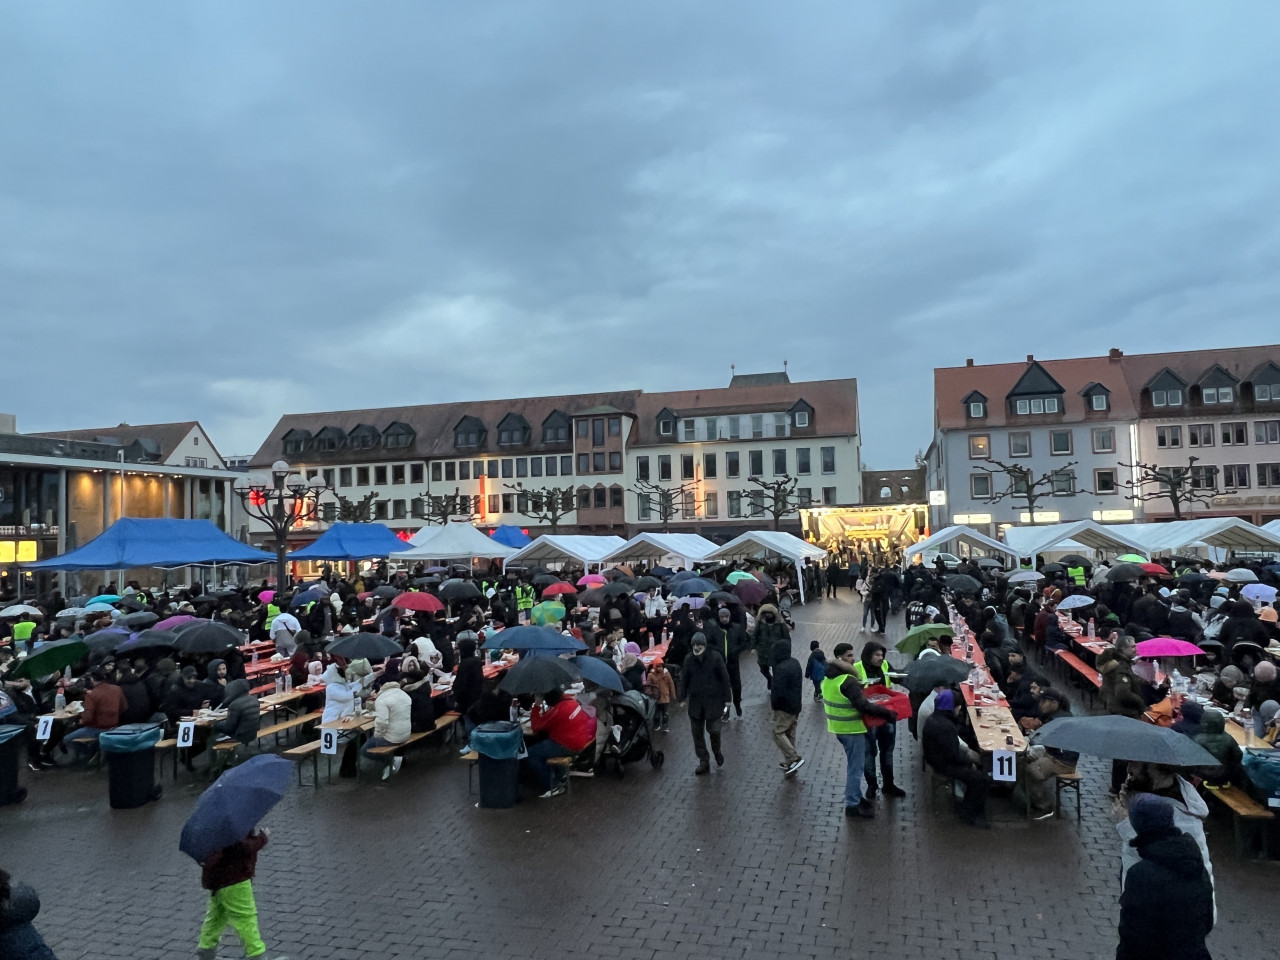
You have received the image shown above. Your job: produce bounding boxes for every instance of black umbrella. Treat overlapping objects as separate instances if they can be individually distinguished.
[1040,562,1066,574]
[670,577,719,596]
[118,611,159,628]
[174,621,245,655]
[707,591,743,606]
[118,629,181,652]
[372,585,398,600]
[633,576,663,591]
[1058,554,1090,567]
[85,629,131,654]
[601,581,635,598]
[1106,562,1146,583]
[1030,715,1219,766]
[578,587,607,607]
[1176,572,1210,584]
[602,568,631,581]
[944,574,982,595]
[650,566,674,578]
[498,656,581,695]
[325,632,402,661]
[117,596,147,612]
[532,573,562,587]
[973,558,1004,569]
[903,656,972,693]
[438,579,483,601]
[412,576,441,587]
[667,570,698,584]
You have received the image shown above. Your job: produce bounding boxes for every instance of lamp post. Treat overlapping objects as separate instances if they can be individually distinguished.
[233,460,330,593]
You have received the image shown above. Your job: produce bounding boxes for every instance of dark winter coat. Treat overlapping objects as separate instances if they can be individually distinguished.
[452,655,485,718]
[401,677,437,734]
[0,881,57,959]
[1116,830,1213,960]
[751,606,790,659]
[1128,593,1169,636]
[769,641,803,716]
[1099,648,1147,719]
[214,680,260,745]
[118,676,153,724]
[1193,712,1242,785]
[705,621,749,661]
[922,708,972,777]
[678,647,731,717]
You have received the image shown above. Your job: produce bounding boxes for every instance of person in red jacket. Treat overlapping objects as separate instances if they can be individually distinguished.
[64,668,128,759]
[526,688,594,798]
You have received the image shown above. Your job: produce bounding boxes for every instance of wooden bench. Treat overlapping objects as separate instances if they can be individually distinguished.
[1054,771,1083,823]
[155,738,179,780]
[282,740,326,787]
[212,711,323,757]
[1204,784,1275,857]
[364,712,463,761]
[1053,650,1102,704]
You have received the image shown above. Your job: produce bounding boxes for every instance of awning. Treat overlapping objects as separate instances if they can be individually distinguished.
[1105,518,1280,553]
[287,523,408,561]
[25,518,273,570]
[497,534,627,568]
[702,531,827,603]
[598,533,719,567]
[1001,520,1147,561]
[392,521,518,561]
[901,525,1018,566]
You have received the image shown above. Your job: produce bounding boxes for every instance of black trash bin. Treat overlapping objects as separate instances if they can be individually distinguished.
[477,755,520,808]
[99,723,163,809]
[0,725,28,806]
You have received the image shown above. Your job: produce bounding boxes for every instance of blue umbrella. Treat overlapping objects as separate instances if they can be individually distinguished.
[650,566,674,578]
[179,755,295,864]
[574,655,626,692]
[290,588,325,608]
[480,624,587,652]
[670,577,718,596]
[89,594,122,605]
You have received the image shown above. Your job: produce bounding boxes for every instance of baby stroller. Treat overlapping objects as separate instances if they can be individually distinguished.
[597,690,665,777]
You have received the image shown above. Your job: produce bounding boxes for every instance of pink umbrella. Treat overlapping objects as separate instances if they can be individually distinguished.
[154,614,197,631]
[258,590,275,603]
[1136,637,1204,658]
[577,574,606,586]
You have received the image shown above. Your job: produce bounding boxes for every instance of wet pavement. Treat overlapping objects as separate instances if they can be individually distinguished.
[2,593,1275,959]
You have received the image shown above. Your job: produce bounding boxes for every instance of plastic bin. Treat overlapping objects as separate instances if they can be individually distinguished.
[0,725,28,806]
[477,755,520,808]
[99,723,163,809]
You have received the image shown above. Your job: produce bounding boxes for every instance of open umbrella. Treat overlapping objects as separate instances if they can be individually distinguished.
[1140,562,1171,577]
[480,625,587,652]
[85,629,132,654]
[1225,567,1259,584]
[391,592,445,613]
[55,607,89,620]
[707,591,743,606]
[672,596,707,610]
[180,755,295,864]
[529,601,566,626]
[974,558,1004,569]
[0,604,42,618]
[1040,563,1066,575]
[89,594,122,605]
[577,574,607,587]
[10,638,89,680]
[541,582,577,597]
[498,656,581,695]
[118,611,158,628]
[325,632,401,660]
[602,568,631,581]
[1007,570,1044,584]
[1176,572,1210,585]
[578,588,607,607]
[1056,594,1095,611]
[1242,583,1279,605]
[154,615,197,631]
[1030,715,1218,766]
[290,589,325,608]
[650,566,674,578]
[944,574,982,595]
[725,571,758,585]
[633,576,662,591]
[732,580,770,606]
[751,570,776,586]
[599,580,634,598]
[174,621,245,655]
[903,655,971,693]
[1106,563,1146,583]
[372,585,398,600]
[895,623,954,657]
[117,596,147,612]
[670,577,718,597]
[1057,555,1090,567]
[1116,554,1148,564]
[118,629,181,653]
[438,579,483,601]
[532,573,563,587]
[257,590,275,604]
[1135,637,1203,658]
[574,655,626,692]
[667,570,698,584]
[84,602,118,613]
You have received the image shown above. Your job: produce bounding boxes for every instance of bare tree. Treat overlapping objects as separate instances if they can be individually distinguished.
[979,458,1086,524]
[411,487,480,525]
[629,479,700,533]
[335,492,379,522]
[504,482,576,533]
[1117,456,1217,521]
[742,475,801,531]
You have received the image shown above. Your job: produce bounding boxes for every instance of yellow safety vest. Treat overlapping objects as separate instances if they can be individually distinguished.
[265,603,281,631]
[12,622,36,642]
[516,584,535,611]
[1067,566,1086,586]
[821,673,867,735]
[852,660,891,687]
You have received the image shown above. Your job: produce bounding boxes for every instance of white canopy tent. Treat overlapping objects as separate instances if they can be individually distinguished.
[1103,518,1280,555]
[1001,520,1147,562]
[1265,519,1280,538]
[901,525,1018,567]
[598,532,719,568]
[703,530,827,604]
[391,521,518,561]
[502,535,627,570]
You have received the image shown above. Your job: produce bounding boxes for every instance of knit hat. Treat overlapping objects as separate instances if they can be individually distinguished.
[1255,661,1277,682]
[156,657,175,673]
[1219,665,1244,687]
[691,632,707,649]
[1259,700,1280,723]
[935,689,956,711]
[1260,606,1278,623]
[1128,793,1175,840]
[180,665,198,680]
[1209,596,1225,610]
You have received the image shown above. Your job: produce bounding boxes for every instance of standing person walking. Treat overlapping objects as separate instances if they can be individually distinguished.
[706,606,747,720]
[750,604,790,690]
[196,827,289,960]
[854,640,906,798]
[770,640,805,777]
[679,632,731,776]
[826,558,841,599]
[822,643,896,818]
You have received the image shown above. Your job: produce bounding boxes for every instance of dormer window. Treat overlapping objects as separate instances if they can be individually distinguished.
[1152,389,1182,407]
[496,413,530,447]
[453,415,486,450]
[348,424,380,450]
[969,402,985,418]
[794,411,809,427]
[1091,394,1107,411]
[1202,386,1233,404]
[656,407,677,438]
[659,420,672,436]
[382,422,414,449]
[1258,383,1278,402]
[1014,397,1059,415]
[963,391,988,420]
[282,429,312,455]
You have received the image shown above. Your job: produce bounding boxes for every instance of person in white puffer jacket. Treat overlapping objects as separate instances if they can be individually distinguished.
[362,680,412,779]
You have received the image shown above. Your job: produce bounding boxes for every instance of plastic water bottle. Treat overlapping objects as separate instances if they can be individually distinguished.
[661,627,669,643]
[274,676,284,694]
[252,647,259,663]
[54,687,66,713]
[1087,618,1096,639]
[353,695,362,714]
[284,674,292,692]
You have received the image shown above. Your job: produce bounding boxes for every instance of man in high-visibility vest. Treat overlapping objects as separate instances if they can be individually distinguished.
[852,640,906,798]
[823,642,897,818]
[1066,565,1087,587]
[515,582,535,614]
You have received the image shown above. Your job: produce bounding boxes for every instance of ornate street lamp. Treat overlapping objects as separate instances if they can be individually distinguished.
[233,459,330,592]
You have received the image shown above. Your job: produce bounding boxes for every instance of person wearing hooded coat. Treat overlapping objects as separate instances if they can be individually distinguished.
[1246,660,1280,736]
[400,668,437,733]
[1171,700,1204,739]
[704,606,748,718]
[1099,635,1148,793]
[0,868,57,960]
[1218,601,1270,654]
[213,680,259,746]
[452,637,485,722]
[1118,769,1215,922]
[678,632,731,775]
[750,604,790,690]
[1192,712,1242,786]
[1116,795,1214,960]
[1209,665,1245,709]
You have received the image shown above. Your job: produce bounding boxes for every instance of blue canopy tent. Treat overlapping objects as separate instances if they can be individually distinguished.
[287,523,408,561]
[25,518,274,570]
[490,525,532,549]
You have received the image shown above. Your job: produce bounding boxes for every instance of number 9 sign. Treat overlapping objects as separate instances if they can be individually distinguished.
[320,729,337,755]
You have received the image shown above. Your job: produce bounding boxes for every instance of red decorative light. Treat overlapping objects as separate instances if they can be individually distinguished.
[396,529,413,541]
[249,490,266,508]
[522,529,529,535]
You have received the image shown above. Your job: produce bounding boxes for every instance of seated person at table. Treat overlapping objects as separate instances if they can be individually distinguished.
[1192,712,1242,786]
[1171,700,1204,739]
[921,689,989,829]
[1017,689,1078,817]
[1247,661,1280,736]
[1259,699,1279,744]
[453,638,485,723]
[204,659,229,706]
[1208,665,1245,709]
[362,680,412,780]
[525,688,595,798]
[213,680,260,747]
[400,668,437,734]
[64,668,128,758]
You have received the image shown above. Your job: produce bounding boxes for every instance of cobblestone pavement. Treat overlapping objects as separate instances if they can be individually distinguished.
[3,594,1275,959]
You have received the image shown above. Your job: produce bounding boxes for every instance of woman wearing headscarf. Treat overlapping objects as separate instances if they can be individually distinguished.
[1247,661,1280,736]
[1210,665,1246,709]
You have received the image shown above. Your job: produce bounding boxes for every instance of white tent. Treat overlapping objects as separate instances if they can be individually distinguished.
[703,531,827,604]
[901,525,1018,567]
[1001,520,1147,561]
[598,532,718,568]
[1105,518,1280,554]
[1265,519,1280,538]
[391,521,518,561]
[502,535,627,570]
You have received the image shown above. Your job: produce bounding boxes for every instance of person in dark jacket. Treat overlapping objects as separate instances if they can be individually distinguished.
[213,680,259,746]
[1192,712,1242,786]
[804,640,826,702]
[1128,585,1169,637]
[1218,601,1269,654]
[143,657,177,711]
[1171,699,1204,738]
[705,606,748,719]
[0,868,57,960]
[1116,794,1214,960]
[856,640,906,799]
[196,828,275,960]
[1100,635,1149,794]
[750,605,789,689]
[678,632,731,776]
[116,665,154,725]
[921,689,989,828]
[452,637,485,722]
[400,669,437,733]
[769,639,804,776]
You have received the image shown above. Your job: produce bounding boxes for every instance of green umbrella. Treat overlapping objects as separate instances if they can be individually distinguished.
[1116,553,1148,563]
[725,571,758,585]
[530,600,566,626]
[10,638,89,680]
[895,623,955,657]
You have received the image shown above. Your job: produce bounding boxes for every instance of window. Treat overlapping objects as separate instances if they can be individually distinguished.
[356,467,370,486]
[1092,428,1115,454]
[681,454,695,480]
[1255,420,1280,444]
[576,420,589,439]
[1016,399,1031,415]
[796,448,811,474]
[516,458,528,478]
[1223,464,1250,488]
[499,459,512,478]
[1009,433,1031,457]
[543,423,568,443]
[489,494,501,514]
[658,419,673,436]
[820,446,836,474]
[726,452,740,478]
[638,494,652,520]
[373,466,387,485]
[751,415,764,439]
[392,499,407,519]
[459,461,471,481]
[968,435,990,459]
[1152,389,1182,407]
[1221,422,1248,446]
[797,487,812,507]
[704,492,718,517]
[323,468,335,487]
[322,502,337,522]
[728,416,741,439]
[821,487,837,506]
[1050,470,1075,495]
[703,453,717,478]
[373,500,388,519]
[1203,386,1233,404]
[1190,464,1218,490]
[1257,463,1280,487]
[1015,398,1056,414]
[968,402,985,418]
[608,451,621,472]
[636,456,650,481]
[749,450,764,477]
[970,473,992,498]
[681,419,695,442]
[774,414,787,438]
[1157,426,1182,449]
[473,461,484,479]
[593,487,606,509]
[429,463,442,483]
[610,486,623,508]
[284,436,307,455]
[728,491,742,517]
[682,493,696,519]
[1094,469,1116,494]
[608,417,621,437]
[499,493,512,513]
[1187,424,1214,448]
[306,469,318,480]
[391,464,405,485]
[528,457,541,478]
[455,430,479,448]
[560,456,573,475]
[487,460,499,478]
[184,456,208,468]
[1050,430,1073,455]
[659,455,672,481]
[577,453,589,474]
[593,452,606,472]
[749,491,764,516]
[705,417,718,440]
[1257,383,1277,402]
[577,489,590,510]
[544,457,558,477]
[339,467,352,487]
[591,419,604,446]
[773,449,787,476]
[794,411,810,427]
[1091,394,1108,411]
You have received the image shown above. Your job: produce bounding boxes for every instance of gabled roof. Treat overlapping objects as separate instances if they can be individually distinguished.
[1246,360,1280,384]
[633,378,858,445]
[1196,364,1238,388]
[1006,360,1065,398]
[33,421,221,465]
[1079,382,1110,396]
[935,357,1136,430]
[962,390,988,403]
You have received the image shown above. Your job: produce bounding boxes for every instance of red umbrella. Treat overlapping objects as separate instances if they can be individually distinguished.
[541,582,577,597]
[1140,563,1171,577]
[392,592,444,613]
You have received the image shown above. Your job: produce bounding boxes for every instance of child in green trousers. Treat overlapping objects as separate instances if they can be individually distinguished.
[197,827,287,959]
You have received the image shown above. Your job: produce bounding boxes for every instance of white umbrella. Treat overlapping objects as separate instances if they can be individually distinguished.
[1241,582,1278,604]
[1057,594,1095,611]
[55,607,89,619]
[1007,570,1044,584]
[0,604,42,618]
[1224,568,1259,583]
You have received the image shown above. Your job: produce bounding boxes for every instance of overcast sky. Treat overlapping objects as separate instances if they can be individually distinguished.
[4,3,1279,467]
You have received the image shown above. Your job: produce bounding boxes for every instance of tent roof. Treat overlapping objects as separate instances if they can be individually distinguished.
[703,530,827,565]
[502,535,628,567]
[1105,518,1280,553]
[288,523,408,561]
[599,532,719,565]
[393,522,518,560]
[1001,520,1147,560]
[489,525,532,549]
[902,525,1017,565]
[26,518,273,570]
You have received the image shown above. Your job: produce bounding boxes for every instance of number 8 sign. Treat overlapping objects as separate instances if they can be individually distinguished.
[320,729,337,755]
[992,750,1017,782]
[177,721,196,748]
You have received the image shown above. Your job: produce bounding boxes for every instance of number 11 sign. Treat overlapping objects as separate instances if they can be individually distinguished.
[992,750,1017,782]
